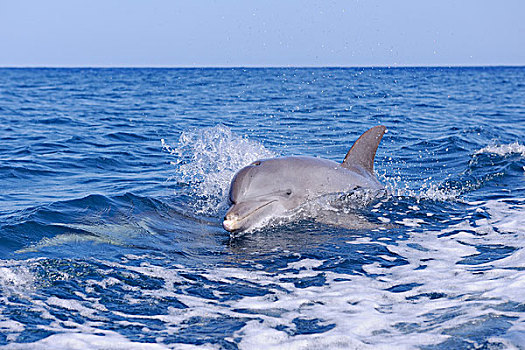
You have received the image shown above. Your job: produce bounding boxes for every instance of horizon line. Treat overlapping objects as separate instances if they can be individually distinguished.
[1,64,524,69]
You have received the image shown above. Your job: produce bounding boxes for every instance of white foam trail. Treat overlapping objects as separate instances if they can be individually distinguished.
[475,142,525,157]
[2,333,173,350]
[162,125,276,214]
[229,198,525,349]
[2,196,523,350]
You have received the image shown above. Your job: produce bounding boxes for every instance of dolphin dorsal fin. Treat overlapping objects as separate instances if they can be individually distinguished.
[342,125,386,173]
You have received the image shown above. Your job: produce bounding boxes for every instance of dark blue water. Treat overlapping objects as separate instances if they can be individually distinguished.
[0,67,524,349]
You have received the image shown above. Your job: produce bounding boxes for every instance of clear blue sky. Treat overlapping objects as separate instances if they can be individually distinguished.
[1,0,524,67]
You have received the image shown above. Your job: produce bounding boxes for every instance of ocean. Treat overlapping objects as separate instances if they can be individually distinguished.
[0,67,524,349]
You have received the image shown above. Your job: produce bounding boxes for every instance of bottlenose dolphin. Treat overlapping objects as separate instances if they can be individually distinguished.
[223,125,387,234]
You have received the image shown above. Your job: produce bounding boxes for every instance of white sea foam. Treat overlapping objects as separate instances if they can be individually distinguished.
[30,199,523,347]
[3,195,524,349]
[2,333,172,350]
[227,198,525,349]
[395,218,425,227]
[162,125,276,214]
[0,260,38,342]
[475,142,525,157]
[0,260,36,294]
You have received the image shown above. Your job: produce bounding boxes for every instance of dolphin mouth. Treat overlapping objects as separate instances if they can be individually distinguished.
[223,200,277,232]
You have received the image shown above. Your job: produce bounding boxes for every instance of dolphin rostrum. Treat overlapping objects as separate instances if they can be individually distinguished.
[223,125,387,234]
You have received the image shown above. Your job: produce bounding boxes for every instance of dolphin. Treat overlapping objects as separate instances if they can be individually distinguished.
[223,125,387,234]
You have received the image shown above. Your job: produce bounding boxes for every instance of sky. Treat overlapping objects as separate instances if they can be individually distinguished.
[0,0,524,67]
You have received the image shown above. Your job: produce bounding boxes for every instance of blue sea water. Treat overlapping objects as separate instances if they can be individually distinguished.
[0,67,524,349]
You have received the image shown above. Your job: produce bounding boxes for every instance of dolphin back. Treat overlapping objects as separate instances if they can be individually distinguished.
[342,125,386,174]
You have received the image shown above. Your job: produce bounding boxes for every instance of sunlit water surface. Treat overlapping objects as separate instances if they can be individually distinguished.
[0,67,524,349]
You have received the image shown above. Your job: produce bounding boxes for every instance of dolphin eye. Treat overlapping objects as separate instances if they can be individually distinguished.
[286,189,292,196]
[252,161,261,166]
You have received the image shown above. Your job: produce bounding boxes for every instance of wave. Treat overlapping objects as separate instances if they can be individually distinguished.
[0,193,206,257]
[475,142,525,157]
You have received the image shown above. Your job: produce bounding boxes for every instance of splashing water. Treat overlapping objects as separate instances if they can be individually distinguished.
[164,125,469,225]
[162,125,277,214]
[381,174,463,203]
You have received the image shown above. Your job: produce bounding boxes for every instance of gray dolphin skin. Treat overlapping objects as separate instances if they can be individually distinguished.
[223,125,387,233]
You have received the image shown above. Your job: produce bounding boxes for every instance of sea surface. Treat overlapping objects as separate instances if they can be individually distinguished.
[0,67,524,349]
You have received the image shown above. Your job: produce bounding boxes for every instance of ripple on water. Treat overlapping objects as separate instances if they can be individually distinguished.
[0,67,524,349]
